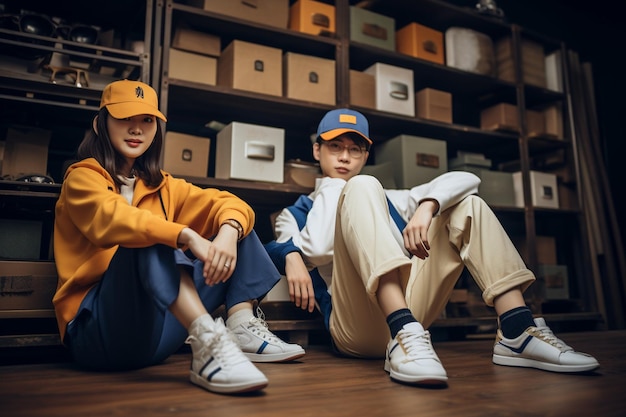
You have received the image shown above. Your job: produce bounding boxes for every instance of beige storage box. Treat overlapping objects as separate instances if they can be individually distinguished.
[349,69,375,109]
[455,166,516,207]
[187,0,288,29]
[217,40,282,97]
[284,159,321,188]
[172,26,220,57]
[374,134,447,187]
[1,126,51,178]
[163,131,211,178]
[168,48,217,85]
[350,6,395,51]
[495,38,546,88]
[513,170,559,209]
[364,63,415,117]
[480,103,519,132]
[415,88,452,123]
[289,0,335,36]
[215,122,285,183]
[445,27,495,76]
[0,261,57,312]
[545,50,563,92]
[542,104,564,139]
[283,52,335,105]
[396,22,445,65]
[525,109,545,137]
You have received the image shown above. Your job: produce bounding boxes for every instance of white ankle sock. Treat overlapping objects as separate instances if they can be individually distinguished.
[226,308,254,330]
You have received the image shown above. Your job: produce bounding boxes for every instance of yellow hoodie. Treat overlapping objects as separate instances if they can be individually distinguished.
[53,158,255,341]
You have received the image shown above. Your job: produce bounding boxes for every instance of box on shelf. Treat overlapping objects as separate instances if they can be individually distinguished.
[445,27,495,76]
[525,109,545,137]
[168,48,217,85]
[495,37,546,88]
[172,26,220,57]
[215,122,285,183]
[217,40,282,97]
[513,170,559,209]
[0,261,57,311]
[448,151,491,169]
[480,103,519,132]
[283,52,335,105]
[1,126,51,178]
[0,219,43,260]
[374,134,447,187]
[284,159,321,188]
[454,166,516,207]
[537,264,569,300]
[289,0,335,36]
[513,235,558,265]
[349,69,375,109]
[360,162,397,189]
[415,88,452,123]
[542,104,564,139]
[186,0,288,29]
[350,6,395,51]
[364,63,415,117]
[396,22,444,65]
[545,50,563,92]
[163,131,211,178]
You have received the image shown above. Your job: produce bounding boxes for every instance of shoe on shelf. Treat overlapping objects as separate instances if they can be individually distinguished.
[186,317,268,394]
[231,315,306,363]
[493,317,600,373]
[384,322,448,386]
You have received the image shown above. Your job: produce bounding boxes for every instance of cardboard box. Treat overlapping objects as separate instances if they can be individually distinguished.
[187,0,288,29]
[289,0,335,36]
[396,22,445,65]
[364,63,415,117]
[0,261,57,311]
[415,88,452,123]
[445,27,495,76]
[350,6,395,51]
[513,170,559,209]
[480,103,519,132]
[217,40,282,97]
[543,104,564,139]
[374,134,447,187]
[172,26,220,57]
[513,235,558,265]
[349,70,375,109]
[283,52,335,105]
[163,131,211,178]
[215,122,285,183]
[495,37,546,87]
[1,126,51,178]
[168,48,217,86]
[526,109,545,137]
[538,264,569,300]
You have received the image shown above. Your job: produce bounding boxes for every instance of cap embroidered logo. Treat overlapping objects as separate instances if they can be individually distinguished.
[135,86,144,99]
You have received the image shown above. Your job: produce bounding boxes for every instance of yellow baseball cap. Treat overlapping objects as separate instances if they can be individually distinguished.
[100,79,167,121]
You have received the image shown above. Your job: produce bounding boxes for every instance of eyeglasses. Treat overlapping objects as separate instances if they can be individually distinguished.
[322,141,366,158]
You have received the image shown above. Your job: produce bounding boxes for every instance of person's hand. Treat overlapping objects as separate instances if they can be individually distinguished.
[285,252,315,312]
[178,226,238,286]
[403,200,439,259]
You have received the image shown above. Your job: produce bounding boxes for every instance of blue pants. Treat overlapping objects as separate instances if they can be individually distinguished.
[65,231,280,371]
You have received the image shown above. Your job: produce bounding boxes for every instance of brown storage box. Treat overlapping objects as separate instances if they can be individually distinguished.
[480,103,519,132]
[0,261,57,312]
[513,235,558,265]
[163,131,210,178]
[396,22,445,65]
[415,88,452,123]
[283,52,335,105]
[495,37,547,87]
[187,0,288,29]
[1,126,51,178]
[168,48,217,85]
[525,109,545,137]
[289,0,335,36]
[543,104,564,139]
[349,69,375,109]
[217,40,282,97]
[172,26,220,57]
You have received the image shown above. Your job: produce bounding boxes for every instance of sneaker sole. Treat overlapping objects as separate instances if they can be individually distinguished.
[189,371,268,394]
[492,354,600,373]
[244,349,306,363]
[384,360,448,386]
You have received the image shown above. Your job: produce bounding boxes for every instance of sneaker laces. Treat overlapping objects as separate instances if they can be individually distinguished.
[189,319,249,367]
[397,328,440,362]
[532,323,573,352]
[247,316,283,344]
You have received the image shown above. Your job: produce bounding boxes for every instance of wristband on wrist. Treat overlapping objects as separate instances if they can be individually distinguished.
[221,219,244,240]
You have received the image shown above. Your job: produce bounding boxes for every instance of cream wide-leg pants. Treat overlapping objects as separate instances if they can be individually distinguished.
[328,175,535,358]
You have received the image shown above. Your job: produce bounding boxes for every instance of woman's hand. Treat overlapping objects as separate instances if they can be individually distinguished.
[178,226,238,286]
[285,252,315,312]
[403,200,439,259]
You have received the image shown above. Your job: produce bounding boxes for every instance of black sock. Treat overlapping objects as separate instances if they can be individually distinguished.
[386,308,417,339]
[499,306,535,338]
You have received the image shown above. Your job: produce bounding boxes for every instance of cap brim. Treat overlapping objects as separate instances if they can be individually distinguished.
[106,102,167,122]
[319,128,372,144]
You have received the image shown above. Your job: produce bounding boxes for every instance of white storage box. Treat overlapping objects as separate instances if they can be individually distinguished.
[513,170,559,209]
[457,167,516,207]
[374,134,447,187]
[445,27,495,76]
[364,63,415,117]
[215,122,285,183]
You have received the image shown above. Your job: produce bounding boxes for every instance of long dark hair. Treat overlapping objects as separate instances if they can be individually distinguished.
[76,107,165,189]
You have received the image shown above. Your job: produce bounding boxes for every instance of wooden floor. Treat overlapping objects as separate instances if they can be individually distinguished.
[1,330,625,417]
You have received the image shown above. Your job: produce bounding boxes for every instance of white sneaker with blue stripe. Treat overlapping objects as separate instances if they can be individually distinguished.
[493,317,599,373]
[232,316,306,363]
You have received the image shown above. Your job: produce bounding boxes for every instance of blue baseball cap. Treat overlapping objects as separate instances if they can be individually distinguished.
[316,108,372,145]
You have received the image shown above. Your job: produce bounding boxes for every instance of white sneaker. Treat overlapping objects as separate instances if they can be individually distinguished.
[384,322,448,386]
[231,316,306,363]
[493,317,600,373]
[185,317,268,394]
